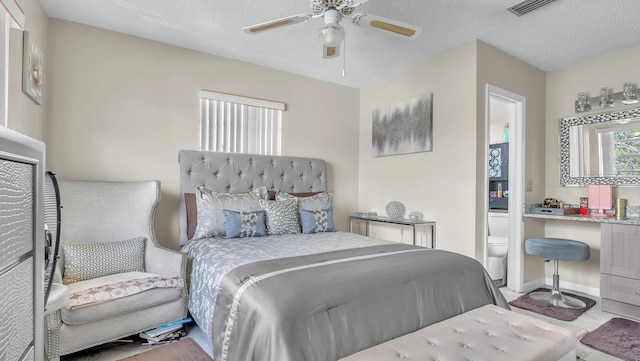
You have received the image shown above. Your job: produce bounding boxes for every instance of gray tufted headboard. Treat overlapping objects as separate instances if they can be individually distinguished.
[178,150,328,245]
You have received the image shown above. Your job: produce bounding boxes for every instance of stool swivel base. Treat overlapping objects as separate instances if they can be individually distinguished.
[529,259,586,309]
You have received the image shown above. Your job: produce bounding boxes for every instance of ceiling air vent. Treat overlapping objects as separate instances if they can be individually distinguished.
[508,0,557,16]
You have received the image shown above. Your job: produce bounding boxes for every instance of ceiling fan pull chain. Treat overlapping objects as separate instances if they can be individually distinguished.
[342,37,346,77]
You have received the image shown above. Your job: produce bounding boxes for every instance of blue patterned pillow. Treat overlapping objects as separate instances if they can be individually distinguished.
[259,199,301,235]
[223,210,266,238]
[300,208,335,234]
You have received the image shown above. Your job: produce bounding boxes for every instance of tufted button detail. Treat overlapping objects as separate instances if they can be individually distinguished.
[339,304,576,361]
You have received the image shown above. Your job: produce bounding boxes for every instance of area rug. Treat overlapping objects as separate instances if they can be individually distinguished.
[508,287,596,321]
[118,337,212,361]
[580,317,640,361]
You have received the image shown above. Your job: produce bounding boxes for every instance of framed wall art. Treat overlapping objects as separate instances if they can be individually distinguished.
[372,93,433,157]
[22,31,43,105]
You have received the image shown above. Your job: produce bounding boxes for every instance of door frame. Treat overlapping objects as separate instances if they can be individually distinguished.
[485,84,526,292]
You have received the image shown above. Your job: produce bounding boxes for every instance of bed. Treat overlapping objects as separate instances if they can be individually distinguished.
[178,149,509,361]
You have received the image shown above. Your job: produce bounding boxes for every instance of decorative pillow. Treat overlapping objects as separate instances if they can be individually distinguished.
[62,237,145,284]
[259,199,300,235]
[223,210,267,238]
[268,190,322,201]
[193,186,269,239]
[276,191,333,211]
[300,208,335,234]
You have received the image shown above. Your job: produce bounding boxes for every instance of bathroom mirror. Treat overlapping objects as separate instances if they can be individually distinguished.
[560,107,640,186]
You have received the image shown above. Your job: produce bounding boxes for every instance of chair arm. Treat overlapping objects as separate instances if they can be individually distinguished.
[144,239,187,279]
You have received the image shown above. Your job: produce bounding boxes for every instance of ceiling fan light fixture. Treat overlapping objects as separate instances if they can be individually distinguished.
[318,23,345,47]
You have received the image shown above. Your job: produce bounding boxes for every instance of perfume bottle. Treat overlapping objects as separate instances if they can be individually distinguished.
[497,183,503,198]
[502,123,510,143]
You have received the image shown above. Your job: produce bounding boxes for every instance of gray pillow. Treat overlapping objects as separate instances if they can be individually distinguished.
[223,209,267,238]
[259,199,300,235]
[277,191,333,211]
[62,237,145,284]
[193,186,269,239]
[300,208,335,234]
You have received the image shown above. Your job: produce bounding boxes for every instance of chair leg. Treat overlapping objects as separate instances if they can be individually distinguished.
[528,259,587,309]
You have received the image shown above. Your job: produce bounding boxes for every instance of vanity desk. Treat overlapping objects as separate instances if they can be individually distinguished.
[524,208,640,319]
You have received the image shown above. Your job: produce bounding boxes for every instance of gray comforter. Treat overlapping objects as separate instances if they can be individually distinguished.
[211,242,508,361]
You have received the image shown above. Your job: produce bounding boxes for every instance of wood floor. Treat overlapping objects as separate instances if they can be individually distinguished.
[62,287,628,361]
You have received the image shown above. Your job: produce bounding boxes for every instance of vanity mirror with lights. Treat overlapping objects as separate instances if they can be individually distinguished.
[559,107,640,186]
[528,106,640,319]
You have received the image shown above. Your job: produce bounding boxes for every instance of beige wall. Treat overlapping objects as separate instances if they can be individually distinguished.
[16,1,640,293]
[476,41,547,284]
[358,40,547,270]
[359,41,478,256]
[8,0,48,141]
[545,47,640,292]
[45,19,360,249]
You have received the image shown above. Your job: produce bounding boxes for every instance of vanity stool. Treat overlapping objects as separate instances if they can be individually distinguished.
[525,238,590,309]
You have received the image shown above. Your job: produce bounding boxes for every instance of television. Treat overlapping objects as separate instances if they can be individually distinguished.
[0,126,45,361]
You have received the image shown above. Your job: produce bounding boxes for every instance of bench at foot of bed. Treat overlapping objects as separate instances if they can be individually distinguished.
[340,304,576,361]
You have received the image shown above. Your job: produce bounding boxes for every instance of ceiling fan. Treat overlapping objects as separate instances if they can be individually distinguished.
[242,0,423,59]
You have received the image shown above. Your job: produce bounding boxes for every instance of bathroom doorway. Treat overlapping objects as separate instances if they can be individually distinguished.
[485,84,526,293]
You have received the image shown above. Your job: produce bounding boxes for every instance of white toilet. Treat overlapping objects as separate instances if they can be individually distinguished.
[487,211,509,280]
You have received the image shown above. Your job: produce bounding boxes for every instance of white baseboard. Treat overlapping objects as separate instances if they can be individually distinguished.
[522,277,600,298]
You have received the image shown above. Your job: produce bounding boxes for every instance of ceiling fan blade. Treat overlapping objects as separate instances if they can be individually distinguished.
[352,13,422,39]
[243,14,312,34]
[323,45,340,59]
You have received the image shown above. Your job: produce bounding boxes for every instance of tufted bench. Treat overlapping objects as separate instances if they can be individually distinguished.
[339,304,576,361]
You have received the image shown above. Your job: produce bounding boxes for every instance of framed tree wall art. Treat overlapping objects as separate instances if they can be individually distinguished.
[372,93,433,157]
[22,31,43,105]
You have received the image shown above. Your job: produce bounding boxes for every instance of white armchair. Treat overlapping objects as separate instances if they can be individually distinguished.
[45,180,187,360]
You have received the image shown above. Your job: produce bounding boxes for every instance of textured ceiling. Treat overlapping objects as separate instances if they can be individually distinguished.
[41,0,640,88]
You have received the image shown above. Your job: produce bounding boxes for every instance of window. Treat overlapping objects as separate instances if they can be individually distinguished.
[598,123,640,176]
[200,90,285,155]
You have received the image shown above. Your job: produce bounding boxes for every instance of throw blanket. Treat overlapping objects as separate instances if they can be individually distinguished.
[67,275,184,309]
[213,243,508,361]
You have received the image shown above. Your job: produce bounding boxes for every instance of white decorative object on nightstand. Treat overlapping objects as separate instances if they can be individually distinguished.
[385,201,405,219]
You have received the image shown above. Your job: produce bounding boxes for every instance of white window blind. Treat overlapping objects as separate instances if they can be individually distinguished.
[200,90,284,155]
